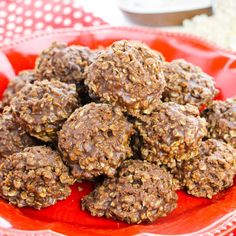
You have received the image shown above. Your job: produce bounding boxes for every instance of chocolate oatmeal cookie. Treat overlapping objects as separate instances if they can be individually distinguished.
[85,40,165,116]
[136,102,207,167]
[0,146,74,209]
[58,103,134,180]
[1,70,35,107]
[182,139,236,198]
[202,97,236,148]
[11,80,79,142]
[162,59,218,107]
[82,159,177,224]
[0,107,36,159]
[35,42,92,83]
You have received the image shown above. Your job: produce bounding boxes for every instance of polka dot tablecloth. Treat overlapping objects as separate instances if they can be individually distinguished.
[0,0,107,46]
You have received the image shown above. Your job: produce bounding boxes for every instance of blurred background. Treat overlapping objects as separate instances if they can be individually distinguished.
[0,0,235,51]
[80,0,236,51]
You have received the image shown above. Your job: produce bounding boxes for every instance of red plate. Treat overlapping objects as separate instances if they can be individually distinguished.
[0,26,236,236]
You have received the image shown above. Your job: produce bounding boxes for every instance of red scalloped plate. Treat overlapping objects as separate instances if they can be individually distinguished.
[0,26,236,236]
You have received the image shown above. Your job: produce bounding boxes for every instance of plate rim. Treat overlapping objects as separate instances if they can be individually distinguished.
[0,210,236,236]
[0,25,236,236]
[0,25,236,56]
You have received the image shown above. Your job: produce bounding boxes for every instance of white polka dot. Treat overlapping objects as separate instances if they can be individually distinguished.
[0,35,3,41]
[63,0,71,5]
[73,2,81,8]
[35,11,43,18]
[16,7,23,15]
[24,0,32,5]
[53,5,61,12]
[84,16,92,23]
[44,3,52,12]
[63,7,71,15]
[7,23,15,30]
[74,23,82,30]
[6,31,13,37]
[53,0,61,2]
[44,13,53,22]
[0,27,4,34]
[35,22,44,29]
[0,19,5,26]
[63,18,71,26]
[0,11,7,18]
[24,29,32,35]
[73,11,82,19]
[8,14,16,22]
[8,3,16,12]
[3,38,11,44]
[25,10,32,17]
[16,17,23,24]
[15,26,23,33]
[92,20,102,26]
[54,16,62,24]
[24,19,33,27]
[34,0,43,8]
